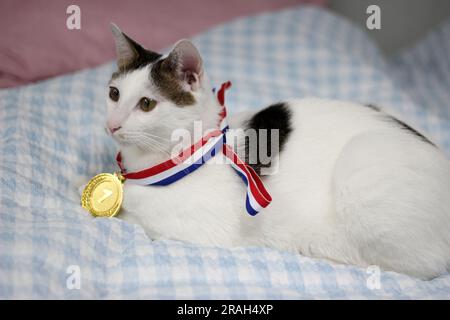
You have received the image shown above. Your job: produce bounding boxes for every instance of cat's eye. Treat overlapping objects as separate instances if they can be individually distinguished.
[139,97,157,112]
[109,86,120,102]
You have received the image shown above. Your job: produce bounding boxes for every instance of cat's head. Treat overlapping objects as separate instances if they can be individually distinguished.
[106,24,218,153]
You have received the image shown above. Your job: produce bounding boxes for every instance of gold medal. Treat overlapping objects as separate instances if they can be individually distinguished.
[81,172,125,217]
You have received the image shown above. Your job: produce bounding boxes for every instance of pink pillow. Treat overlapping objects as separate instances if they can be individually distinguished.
[0,0,327,88]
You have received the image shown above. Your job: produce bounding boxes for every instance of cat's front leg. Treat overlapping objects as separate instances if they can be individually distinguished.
[118,183,167,240]
[118,179,241,247]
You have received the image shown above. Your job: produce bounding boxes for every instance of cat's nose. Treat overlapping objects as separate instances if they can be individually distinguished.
[109,126,121,134]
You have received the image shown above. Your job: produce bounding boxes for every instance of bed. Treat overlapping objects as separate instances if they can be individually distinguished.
[1,6,450,299]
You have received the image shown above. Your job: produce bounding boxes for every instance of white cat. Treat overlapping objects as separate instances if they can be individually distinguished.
[95,24,450,279]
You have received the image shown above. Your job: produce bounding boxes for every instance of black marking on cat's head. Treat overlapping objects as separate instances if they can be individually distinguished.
[150,40,203,106]
[150,55,196,106]
[110,25,198,107]
[110,24,162,79]
[383,114,435,146]
[244,102,293,175]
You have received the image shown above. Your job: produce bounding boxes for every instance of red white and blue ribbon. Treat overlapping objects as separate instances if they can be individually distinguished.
[116,82,272,215]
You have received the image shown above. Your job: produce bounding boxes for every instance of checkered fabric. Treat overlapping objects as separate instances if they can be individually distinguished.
[1,6,449,299]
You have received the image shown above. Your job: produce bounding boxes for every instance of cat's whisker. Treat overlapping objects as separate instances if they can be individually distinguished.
[128,131,172,142]
[123,133,170,150]
[127,136,171,156]
[125,133,172,148]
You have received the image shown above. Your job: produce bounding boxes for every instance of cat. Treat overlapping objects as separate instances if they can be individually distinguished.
[94,24,450,279]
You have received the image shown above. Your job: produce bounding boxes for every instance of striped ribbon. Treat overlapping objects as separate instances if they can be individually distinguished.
[117,82,272,215]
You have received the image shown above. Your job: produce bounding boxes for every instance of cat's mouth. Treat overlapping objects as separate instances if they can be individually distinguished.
[107,129,138,147]
[111,134,131,146]
[105,125,128,145]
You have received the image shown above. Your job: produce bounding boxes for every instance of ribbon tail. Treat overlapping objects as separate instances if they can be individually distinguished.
[217,81,232,106]
[223,144,272,215]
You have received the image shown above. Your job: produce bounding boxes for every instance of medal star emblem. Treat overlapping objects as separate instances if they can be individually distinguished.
[98,188,113,203]
[81,173,124,217]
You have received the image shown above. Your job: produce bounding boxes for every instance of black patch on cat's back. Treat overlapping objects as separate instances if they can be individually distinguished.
[244,102,293,175]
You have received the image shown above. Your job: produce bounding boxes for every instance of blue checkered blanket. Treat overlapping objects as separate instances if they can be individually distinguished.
[1,6,450,299]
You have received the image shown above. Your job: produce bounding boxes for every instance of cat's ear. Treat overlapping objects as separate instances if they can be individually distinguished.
[110,23,140,70]
[110,23,160,71]
[166,39,203,90]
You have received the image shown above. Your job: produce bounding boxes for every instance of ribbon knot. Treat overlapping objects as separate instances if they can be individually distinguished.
[117,82,272,215]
